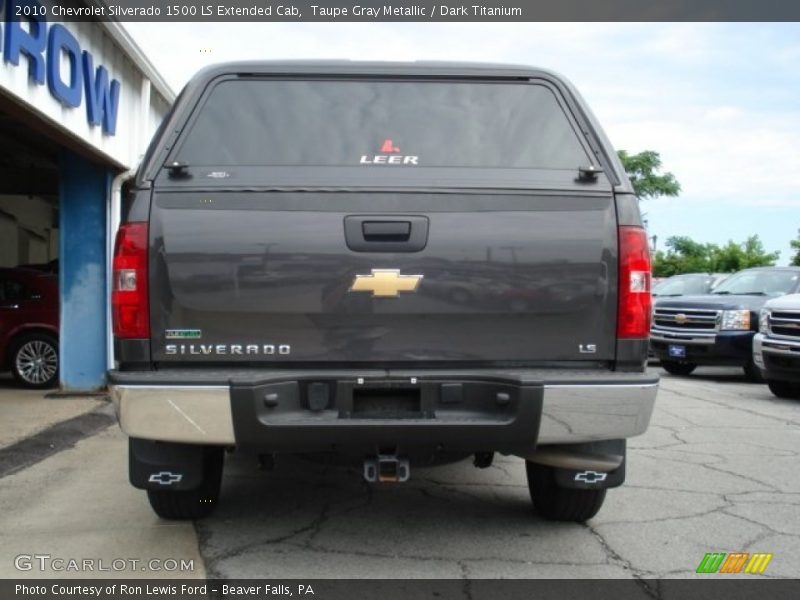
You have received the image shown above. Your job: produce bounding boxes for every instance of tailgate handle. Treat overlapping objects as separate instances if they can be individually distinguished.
[362,221,411,241]
[344,215,429,253]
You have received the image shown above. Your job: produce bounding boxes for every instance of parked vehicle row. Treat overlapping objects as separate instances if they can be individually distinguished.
[650,267,800,398]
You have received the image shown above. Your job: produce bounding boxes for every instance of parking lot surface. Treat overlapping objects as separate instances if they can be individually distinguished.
[1,366,798,579]
[0,376,104,449]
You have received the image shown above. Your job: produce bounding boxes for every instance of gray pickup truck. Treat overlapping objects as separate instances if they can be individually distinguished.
[109,61,658,522]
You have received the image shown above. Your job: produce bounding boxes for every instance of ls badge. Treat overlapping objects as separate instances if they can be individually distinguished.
[349,269,423,298]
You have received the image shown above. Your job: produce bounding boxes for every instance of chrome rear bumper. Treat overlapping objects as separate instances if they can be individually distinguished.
[110,371,657,447]
[113,385,233,445]
[537,382,656,444]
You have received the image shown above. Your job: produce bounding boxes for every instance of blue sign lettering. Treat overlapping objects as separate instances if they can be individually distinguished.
[82,52,120,135]
[1,0,121,136]
[47,24,82,108]
[3,0,46,84]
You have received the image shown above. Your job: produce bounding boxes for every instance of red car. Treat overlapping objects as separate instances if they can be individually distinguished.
[0,268,59,388]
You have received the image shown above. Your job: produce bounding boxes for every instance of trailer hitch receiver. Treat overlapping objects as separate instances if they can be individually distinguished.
[364,455,410,483]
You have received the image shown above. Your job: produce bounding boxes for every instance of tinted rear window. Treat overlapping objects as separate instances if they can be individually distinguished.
[175,80,589,169]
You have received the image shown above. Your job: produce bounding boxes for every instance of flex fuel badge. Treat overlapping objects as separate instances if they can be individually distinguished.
[165,329,202,339]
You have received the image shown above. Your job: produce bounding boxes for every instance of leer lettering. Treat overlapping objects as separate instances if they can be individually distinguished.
[360,155,419,165]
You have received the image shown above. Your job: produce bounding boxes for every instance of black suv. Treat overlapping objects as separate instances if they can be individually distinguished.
[651,267,800,380]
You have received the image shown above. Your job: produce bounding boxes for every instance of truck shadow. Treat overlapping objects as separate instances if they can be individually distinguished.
[195,453,594,577]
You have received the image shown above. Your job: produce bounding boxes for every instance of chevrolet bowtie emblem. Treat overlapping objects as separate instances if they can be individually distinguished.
[349,269,423,298]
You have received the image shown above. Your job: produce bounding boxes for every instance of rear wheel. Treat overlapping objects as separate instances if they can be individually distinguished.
[147,447,224,520]
[11,332,59,389]
[661,361,696,376]
[767,381,800,399]
[526,461,606,522]
[743,360,765,383]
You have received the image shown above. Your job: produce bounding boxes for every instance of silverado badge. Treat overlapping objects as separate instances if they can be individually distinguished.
[349,269,423,298]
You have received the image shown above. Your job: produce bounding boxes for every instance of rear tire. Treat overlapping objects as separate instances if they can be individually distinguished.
[743,360,766,383]
[10,332,59,389]
[661,361,696,376]
[526,461,606,522]
[767,381,800,399]
[147,447,224,520]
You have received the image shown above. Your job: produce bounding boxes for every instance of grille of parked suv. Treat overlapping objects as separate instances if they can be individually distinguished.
[768,310,800,339]
[652,307,720,333]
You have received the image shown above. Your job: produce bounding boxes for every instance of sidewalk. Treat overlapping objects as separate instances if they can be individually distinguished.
[0,426,206,579]
[0,374,106,449]
[0,373,205,579]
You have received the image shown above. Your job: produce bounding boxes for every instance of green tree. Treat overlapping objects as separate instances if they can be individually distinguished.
[652,236,712,277]
[617,150,681,201]
[709,236,780,272]
[652,234,778,277]
[790,232,800,267]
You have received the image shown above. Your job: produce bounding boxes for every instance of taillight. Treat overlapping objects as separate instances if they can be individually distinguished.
[617,225,652,338]
[112,222,149,338]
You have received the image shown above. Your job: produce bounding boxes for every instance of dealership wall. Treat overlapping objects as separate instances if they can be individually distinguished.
[0,195,58,267]
[0,4,174,390]
[0,16,172,168]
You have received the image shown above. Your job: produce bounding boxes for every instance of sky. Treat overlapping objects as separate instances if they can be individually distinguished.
[125,22,800,264]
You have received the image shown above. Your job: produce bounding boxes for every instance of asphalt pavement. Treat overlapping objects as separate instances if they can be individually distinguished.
[1,366,798,580]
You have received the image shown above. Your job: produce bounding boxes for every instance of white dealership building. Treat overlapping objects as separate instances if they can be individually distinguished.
[0,1,173,389]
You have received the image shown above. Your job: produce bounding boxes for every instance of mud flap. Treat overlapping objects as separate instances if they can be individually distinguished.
[551,439,626,490]
[129,438,206,491]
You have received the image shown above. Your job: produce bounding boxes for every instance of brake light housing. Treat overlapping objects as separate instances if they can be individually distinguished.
[617,225,652,338]
[112,222,149,339]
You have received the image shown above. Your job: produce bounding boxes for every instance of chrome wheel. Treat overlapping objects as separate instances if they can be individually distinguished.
[15,339,58,386]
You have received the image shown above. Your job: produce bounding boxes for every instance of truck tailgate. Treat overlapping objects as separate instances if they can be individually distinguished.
[149,190,617,364]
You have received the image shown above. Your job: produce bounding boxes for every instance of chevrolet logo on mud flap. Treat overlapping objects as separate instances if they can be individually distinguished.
[349,269,423,298]
[148,472,183,485]
[574,471,607,484]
